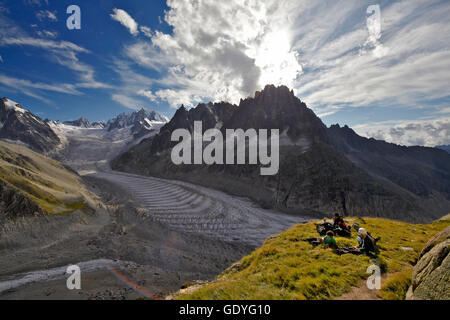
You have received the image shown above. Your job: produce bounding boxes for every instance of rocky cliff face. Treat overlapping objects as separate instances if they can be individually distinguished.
[150,102,236,154]
[63,118,92,128]
[112,85,450,222]
[229,85,327,142]
[0,98,61,153]
[328,124,450,200]
[407,224,449,300]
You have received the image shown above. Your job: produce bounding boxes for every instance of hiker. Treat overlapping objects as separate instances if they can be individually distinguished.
[333,213,351,232]
[322,230,337,249]
[336,227,380,256]
[303,231,337,249]
[333,213,344,227]
[354,228,377,256]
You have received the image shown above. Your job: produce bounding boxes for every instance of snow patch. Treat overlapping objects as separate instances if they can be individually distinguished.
[3,98,27,114]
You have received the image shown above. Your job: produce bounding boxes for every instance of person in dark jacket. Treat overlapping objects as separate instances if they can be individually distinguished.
[333,213,351,233]
[355,228,377,256]
[333,213,345,227]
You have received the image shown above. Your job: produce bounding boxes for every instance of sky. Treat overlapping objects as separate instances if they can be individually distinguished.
[0,0,449,147]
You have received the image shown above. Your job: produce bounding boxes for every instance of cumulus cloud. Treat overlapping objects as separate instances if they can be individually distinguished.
[139,26,152,38]
[116,1,449,119]
[110,8,139,36]
[354,118,450,147]
[123,0,302,107]
[137,89,157,101]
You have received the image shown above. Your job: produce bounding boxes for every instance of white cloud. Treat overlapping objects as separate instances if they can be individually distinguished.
[112,94,142,110]
[0,74,79,95]
[354,118,450,147]
[137,89,157,101]
[26,0,49,6]
[123,0,303,107]
[36,10,57,22]
[110,8,139,36]
[0,55,3,62]
[139,26,152,38]
[0,37,88,53]
[36,29,58,38]
[0,37,111,92]
[292,0,450,113]
[118,0,449,121]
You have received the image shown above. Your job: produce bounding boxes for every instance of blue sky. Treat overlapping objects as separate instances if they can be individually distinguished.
[0,0,449,146]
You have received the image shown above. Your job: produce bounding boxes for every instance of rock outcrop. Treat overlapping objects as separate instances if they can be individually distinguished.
[406,225,450,300]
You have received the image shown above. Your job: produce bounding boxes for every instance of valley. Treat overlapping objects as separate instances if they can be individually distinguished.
[0,101,308,299]
[0,87,449,300]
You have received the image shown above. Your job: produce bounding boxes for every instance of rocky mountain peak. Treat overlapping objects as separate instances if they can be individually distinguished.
[63,117,92,128]
[226,84,327,142]
[254,84,295,104]
[106,108,168,132]
[0,97,60,153]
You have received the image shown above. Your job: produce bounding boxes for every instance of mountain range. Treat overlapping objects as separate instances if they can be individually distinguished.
[0,98,168,154]
[1,87,449,223]
[62,118,105,129]
[105,108,169,138]
[112,85,450,223]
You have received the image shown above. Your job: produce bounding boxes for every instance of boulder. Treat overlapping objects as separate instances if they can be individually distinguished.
[406,226,450,300]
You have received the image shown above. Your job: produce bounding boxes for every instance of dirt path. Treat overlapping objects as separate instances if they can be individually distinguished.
[335,282,382,300]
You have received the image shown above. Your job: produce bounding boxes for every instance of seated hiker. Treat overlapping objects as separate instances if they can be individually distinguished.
[304,237,322,246]
[333,213,351,231]
[315,220,334,236]
[333,213,344,227]
[354,228,377,256]
[303,231,337,249]
[322,230,337,249]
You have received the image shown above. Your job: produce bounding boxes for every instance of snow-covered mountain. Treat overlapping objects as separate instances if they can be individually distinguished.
[44,107,169,173]
[106,108,169,138]
[0,97,169,163]
[62,117,105,129]
[0,97,60,153]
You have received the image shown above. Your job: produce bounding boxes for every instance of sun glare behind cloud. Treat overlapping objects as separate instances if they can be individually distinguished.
[252,30,302,90]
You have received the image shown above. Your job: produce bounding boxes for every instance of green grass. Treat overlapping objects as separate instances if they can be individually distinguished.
[177,217,449,300]
[378,270,412,300]
[0,142,87,215]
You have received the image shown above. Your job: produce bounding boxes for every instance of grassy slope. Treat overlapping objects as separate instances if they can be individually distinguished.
[177,217,450,300]
[0,140,90,214]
